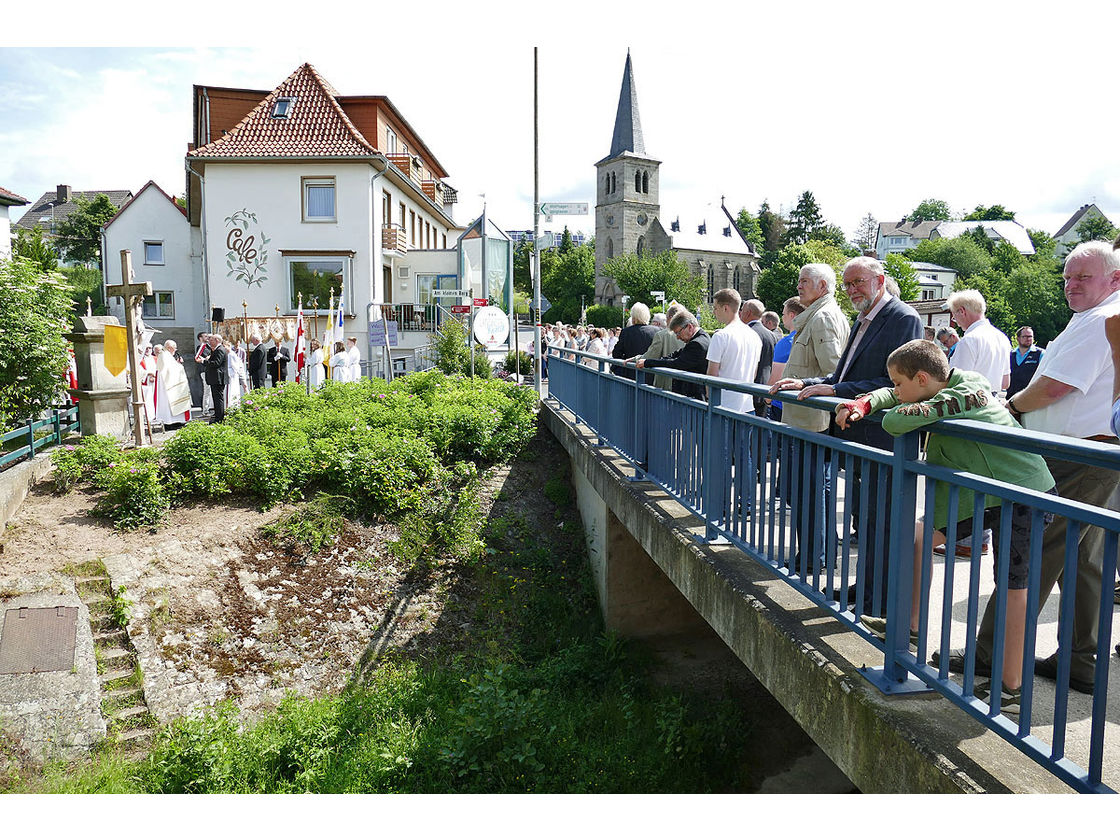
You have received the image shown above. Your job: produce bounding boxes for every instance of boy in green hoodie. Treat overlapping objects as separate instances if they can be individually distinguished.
[835,339,1055,715]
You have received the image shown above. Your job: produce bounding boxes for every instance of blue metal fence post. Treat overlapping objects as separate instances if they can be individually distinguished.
[631,367,648,480]
[865,429,929,694]
[702,387,721,543]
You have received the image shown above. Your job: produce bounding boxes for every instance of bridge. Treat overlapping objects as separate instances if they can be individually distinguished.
[542,348,1120,794]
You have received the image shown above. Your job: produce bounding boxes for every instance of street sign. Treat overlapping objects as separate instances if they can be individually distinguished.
[538,202,588,218]
[539,296,552,314]
[432,289,465,298]
[368,319,399,347]
[472,298,488,307]
[450,305,470,314]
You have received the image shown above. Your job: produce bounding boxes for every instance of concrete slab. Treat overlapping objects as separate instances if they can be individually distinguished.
[0,574,105,763]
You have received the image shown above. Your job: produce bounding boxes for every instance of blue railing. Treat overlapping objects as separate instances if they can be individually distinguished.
[547,347,1120,793]
[0,405,81,471]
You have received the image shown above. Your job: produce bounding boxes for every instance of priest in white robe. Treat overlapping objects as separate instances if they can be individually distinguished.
[154,340,192,427]
[225,340,244,410]
[346,337,362,382]
[308,339,326,390]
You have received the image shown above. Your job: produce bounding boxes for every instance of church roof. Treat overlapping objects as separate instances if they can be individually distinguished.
[605,52,646,162]
[188,63,376,159]
[662,202,757,257]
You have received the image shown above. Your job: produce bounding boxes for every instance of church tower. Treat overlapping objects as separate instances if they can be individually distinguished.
[594,52,662,305]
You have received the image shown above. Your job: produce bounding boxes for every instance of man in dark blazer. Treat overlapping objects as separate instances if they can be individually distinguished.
[247,336,267,390]
[203,334,228,423]
[634,311,711,401]
[612,302,660,379]
[781,256,923,614]
[740,298,776,417]
[266,337,290,387]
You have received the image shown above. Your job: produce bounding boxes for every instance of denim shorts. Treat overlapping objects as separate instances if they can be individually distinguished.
[952,489,1057,590]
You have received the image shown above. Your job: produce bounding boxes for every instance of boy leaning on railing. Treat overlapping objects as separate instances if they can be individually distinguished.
[834,338,1056,715]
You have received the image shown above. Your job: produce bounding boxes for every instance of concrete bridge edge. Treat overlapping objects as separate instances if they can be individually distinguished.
[541,402,1071,795]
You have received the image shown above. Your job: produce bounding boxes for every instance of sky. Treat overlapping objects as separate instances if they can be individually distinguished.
[3,0,1120,250]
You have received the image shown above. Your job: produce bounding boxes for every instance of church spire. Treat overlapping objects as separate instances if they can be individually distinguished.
[608,51,646,159]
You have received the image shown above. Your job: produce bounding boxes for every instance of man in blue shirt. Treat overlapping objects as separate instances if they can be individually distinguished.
[1007,325,1044,399]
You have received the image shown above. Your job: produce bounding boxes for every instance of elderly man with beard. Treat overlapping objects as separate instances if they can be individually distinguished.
[773,256,922,613]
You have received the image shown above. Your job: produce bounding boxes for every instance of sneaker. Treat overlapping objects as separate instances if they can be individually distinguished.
[975,680,1021,716]
[933,542,990,558]
[859,614,918,647]
[930,647,993,678]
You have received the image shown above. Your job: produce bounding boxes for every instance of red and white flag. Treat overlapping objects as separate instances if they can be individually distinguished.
[294,302,306,383]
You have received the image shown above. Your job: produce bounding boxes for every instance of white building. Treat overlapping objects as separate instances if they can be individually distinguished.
[931,220,1035,256]
[909,261,958,300]
[0,186,29,260]
[876,219,941,259]
[1054,203,1114,256]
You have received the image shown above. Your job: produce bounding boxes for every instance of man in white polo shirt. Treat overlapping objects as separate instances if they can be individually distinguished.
[945,241,1120,695]
[946,289,1011,394]
[706,287,762,414]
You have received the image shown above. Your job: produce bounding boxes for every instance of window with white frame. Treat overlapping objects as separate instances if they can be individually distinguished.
[302,177,336,222]
[287,256,350,313]
[142,291,174,319]
[143,241,164,265]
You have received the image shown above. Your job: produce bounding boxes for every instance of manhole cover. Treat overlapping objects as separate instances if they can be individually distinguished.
[0,606,79,674]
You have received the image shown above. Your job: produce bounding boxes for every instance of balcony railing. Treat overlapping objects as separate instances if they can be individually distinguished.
[546,348,1120,794]
[421,180,443,207]
[382,223,407,253]
[386,152,422,183]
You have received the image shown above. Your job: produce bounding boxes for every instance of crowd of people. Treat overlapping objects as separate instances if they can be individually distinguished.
[545,242,1120,714]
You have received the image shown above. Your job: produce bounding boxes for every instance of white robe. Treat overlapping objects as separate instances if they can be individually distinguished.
[309,348,325,390]
[139,353,157,426]
[346,345,362,382]
[226,350,244,410]
[154,353,192,425]
[329,351,350,382]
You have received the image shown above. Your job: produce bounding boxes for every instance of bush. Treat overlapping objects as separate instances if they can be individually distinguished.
[92,458,170,530]
[502,350,532,376]
[0,257,73,428]
[584,305,625,328]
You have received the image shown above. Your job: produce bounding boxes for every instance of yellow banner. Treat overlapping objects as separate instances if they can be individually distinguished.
[104,324,127,376]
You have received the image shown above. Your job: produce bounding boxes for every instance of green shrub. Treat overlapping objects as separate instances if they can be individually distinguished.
[502,350,532,376]
[585,304,625,328]
[162,422,270,501]
[92,458,170,530]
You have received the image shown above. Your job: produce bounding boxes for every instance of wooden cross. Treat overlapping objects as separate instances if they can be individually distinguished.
[106,250,152,447]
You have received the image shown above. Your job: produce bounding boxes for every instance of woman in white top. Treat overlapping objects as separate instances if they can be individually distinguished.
[346,338,362,382]
[583,327,606,367]
[308,339,325,390]
[329,341,350,382]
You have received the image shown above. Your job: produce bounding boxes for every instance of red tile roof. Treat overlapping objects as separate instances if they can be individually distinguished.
[189,63,376,159]
[0,186,30,207]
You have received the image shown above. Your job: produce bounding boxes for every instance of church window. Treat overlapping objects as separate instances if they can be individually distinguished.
[637,236,645,256]
[642,172,649,193]
[733,265,741,290]
[635,171,641,193]
[607,238,614,259]
[611,172,616,193]
[707,264,715,300]
[605,174,610,193]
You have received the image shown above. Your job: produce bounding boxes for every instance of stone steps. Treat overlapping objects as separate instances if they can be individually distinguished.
[98,646,134,664]
[99,668,135,684]
[94,628,127,644]
[75,576,109,586]
[115,728,154,744]
[111,705,149,722]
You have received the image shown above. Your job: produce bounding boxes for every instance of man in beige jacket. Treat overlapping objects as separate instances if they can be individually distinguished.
[769,263,850,572]
[642,303,686,390]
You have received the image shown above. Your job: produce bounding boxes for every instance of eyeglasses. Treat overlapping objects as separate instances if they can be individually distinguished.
[841,277,872,291]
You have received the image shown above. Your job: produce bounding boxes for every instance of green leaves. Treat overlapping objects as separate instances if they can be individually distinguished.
[55,193,118,264]
[0,257,73,428]
[601,250,703,311]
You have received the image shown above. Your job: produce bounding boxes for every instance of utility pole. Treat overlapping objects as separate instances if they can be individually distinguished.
[533,47,543,397]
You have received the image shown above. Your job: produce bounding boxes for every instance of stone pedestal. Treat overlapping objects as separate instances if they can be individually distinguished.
[65,316,130,438]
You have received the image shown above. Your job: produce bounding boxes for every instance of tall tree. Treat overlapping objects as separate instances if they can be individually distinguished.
[906,237,993,279]
[601,251,704,311]
[541,243,595,324]
[558,226,575,254]
[786,190,825,245]
[757,200,787,256]
[12,225,59,273]
[1027,229,1058,262]
[734,207,764,253]
[854,212,878,253]
[1075,215,1118,244]
[55,193,119,264]
[884,253,920,301]
[755,239,850,312]
[0,258,73,427]
[908,198,953,222]
[962,204,1015,221]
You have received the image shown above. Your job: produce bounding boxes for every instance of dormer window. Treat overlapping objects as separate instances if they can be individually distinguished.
[670,218,680,232]
[272,97,295,119]
[723,226,732,237]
